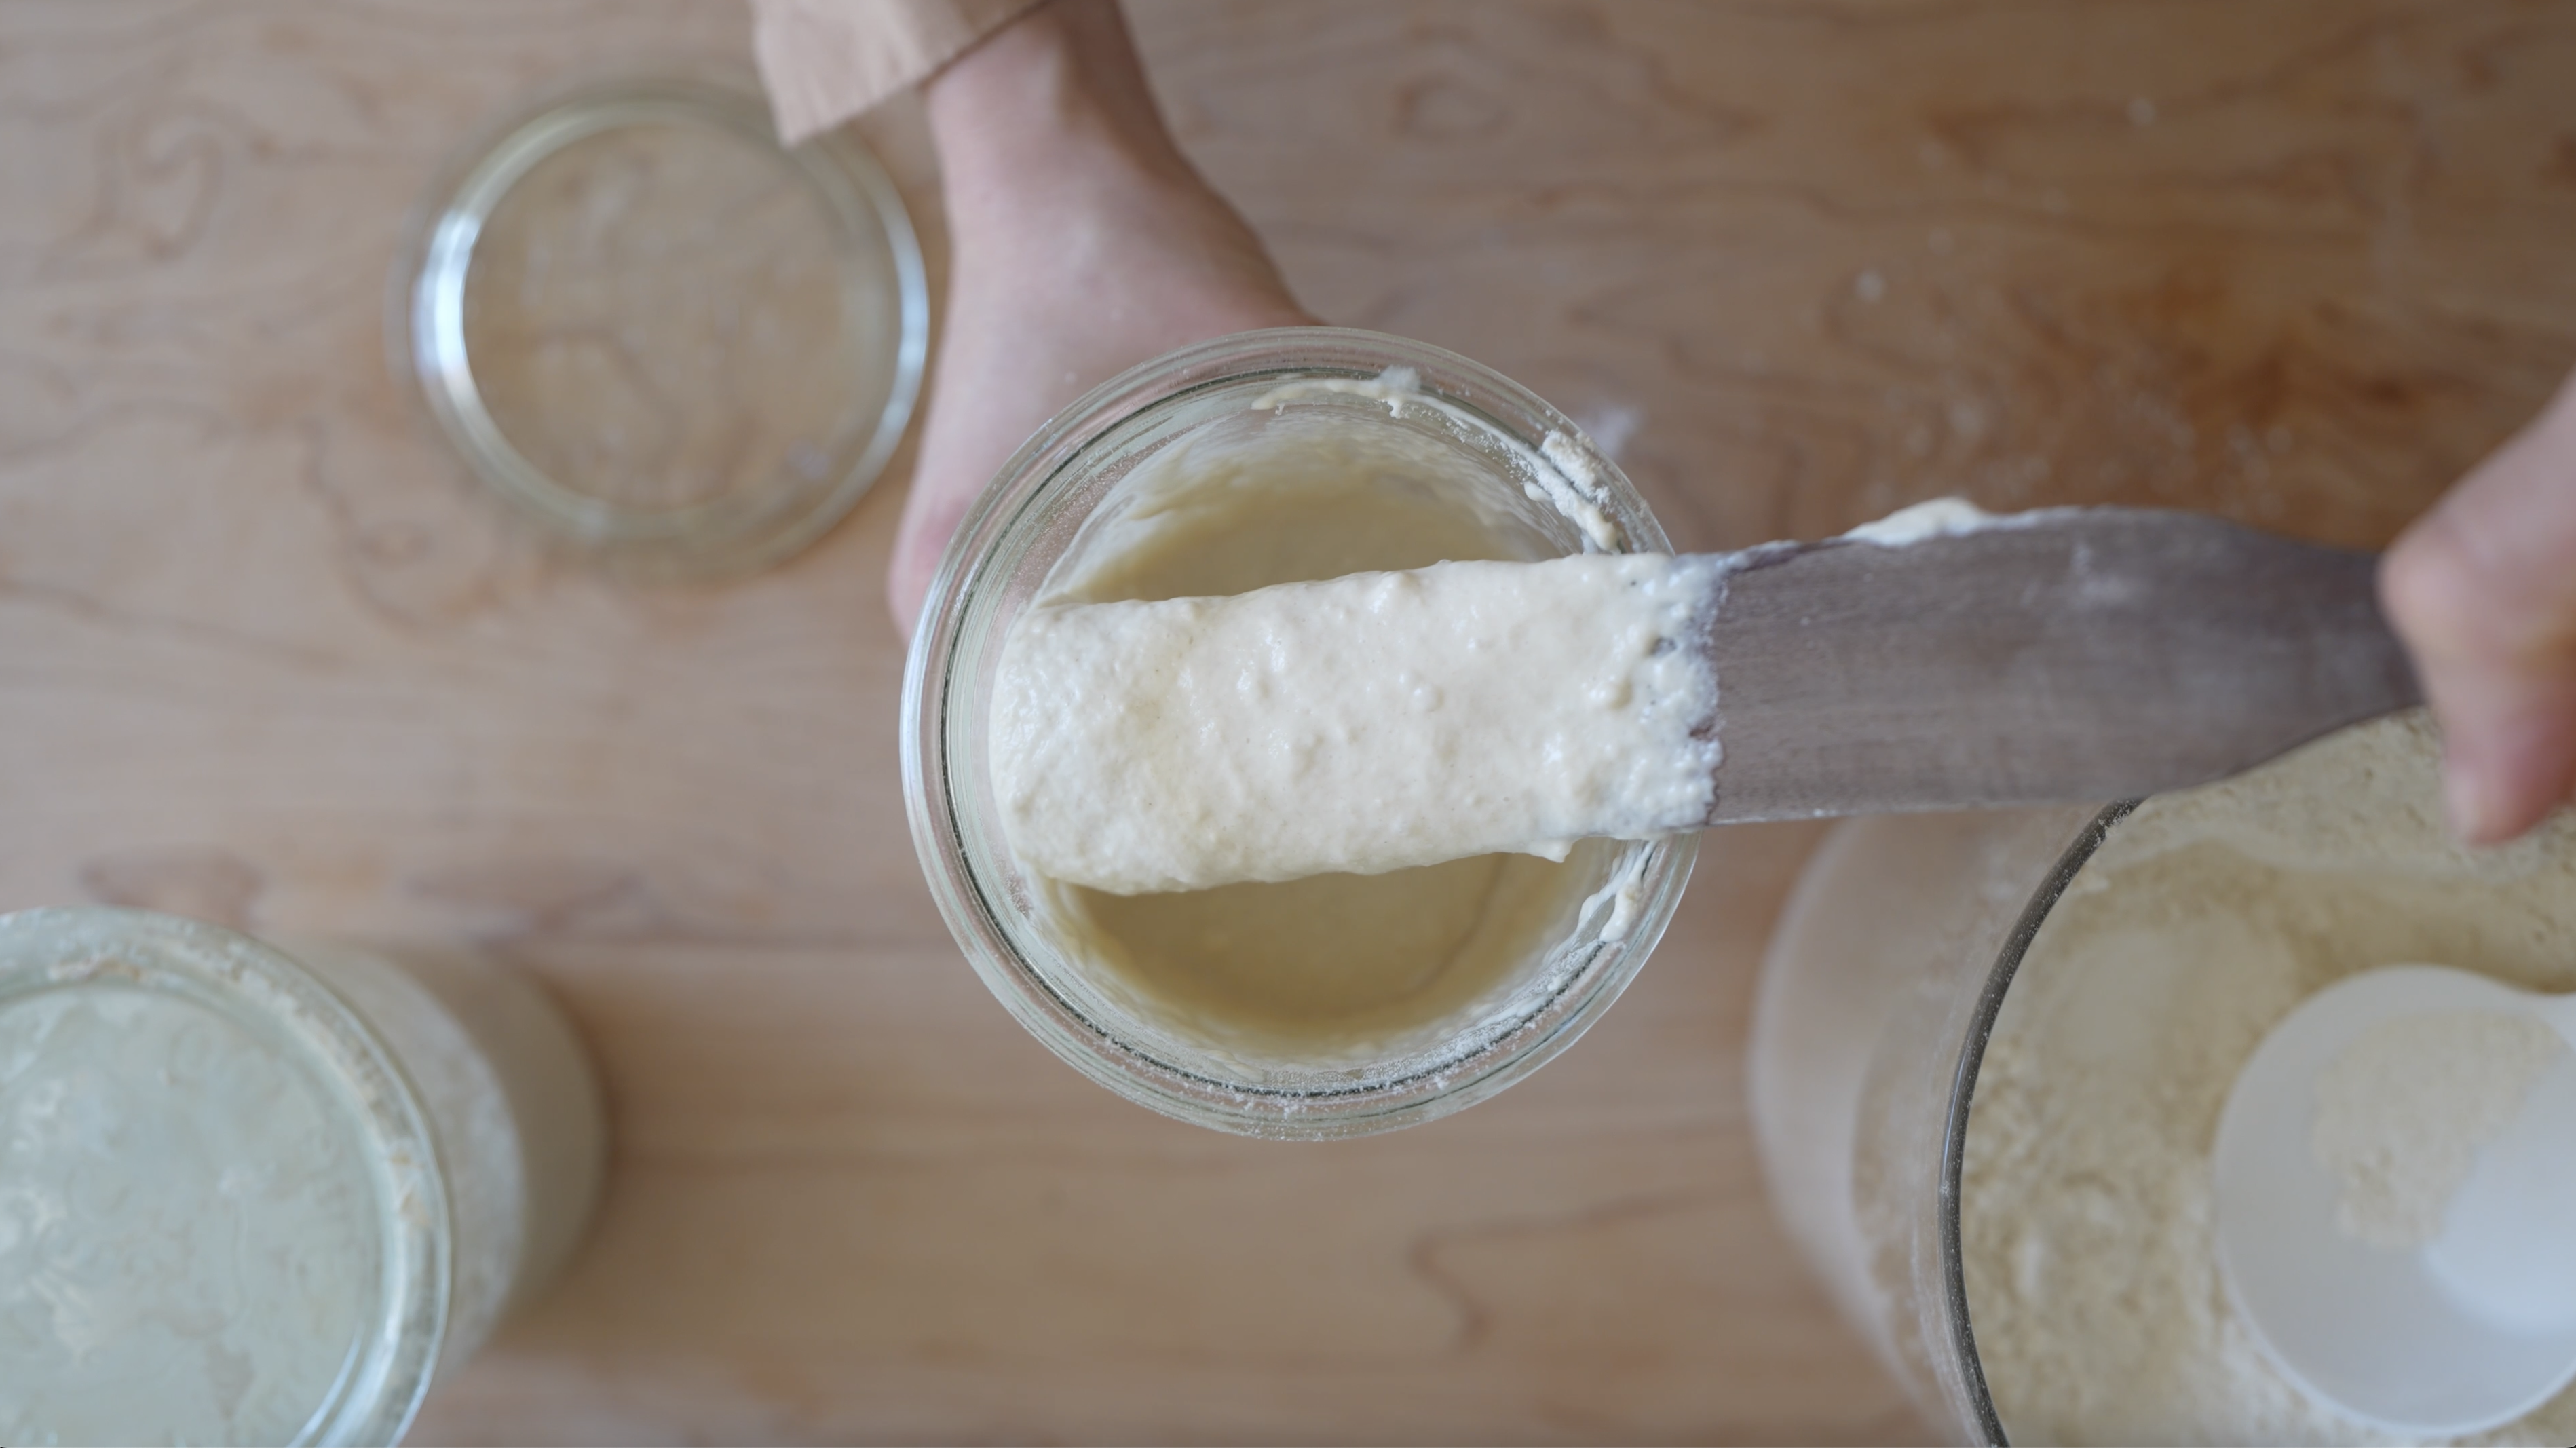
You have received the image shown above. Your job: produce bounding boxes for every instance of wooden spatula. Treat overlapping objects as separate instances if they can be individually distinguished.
[1701,508,2419,822]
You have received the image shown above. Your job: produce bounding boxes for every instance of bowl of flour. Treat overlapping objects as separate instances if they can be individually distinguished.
[1751,711,2576,1445]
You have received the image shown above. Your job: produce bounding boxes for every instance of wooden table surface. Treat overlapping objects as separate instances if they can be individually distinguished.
[5,3,2573,1442]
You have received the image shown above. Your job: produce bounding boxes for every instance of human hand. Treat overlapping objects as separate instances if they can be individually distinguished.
[889,0,1313,639]
[2380,369,2576,843]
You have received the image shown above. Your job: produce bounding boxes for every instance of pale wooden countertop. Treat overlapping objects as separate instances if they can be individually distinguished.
[4,3,2572,1443]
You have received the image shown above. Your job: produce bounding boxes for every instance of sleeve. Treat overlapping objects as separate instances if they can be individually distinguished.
[752,0,1053,145]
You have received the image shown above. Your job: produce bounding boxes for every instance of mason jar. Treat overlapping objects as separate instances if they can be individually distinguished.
[0,907,605,1445]
[901,327,1699,1139]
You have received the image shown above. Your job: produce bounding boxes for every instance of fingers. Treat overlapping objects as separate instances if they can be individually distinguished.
[2379,370,2576,843]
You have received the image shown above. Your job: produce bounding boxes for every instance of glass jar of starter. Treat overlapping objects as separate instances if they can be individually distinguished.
[902,328,1699,1139]
[0,907,605,1445]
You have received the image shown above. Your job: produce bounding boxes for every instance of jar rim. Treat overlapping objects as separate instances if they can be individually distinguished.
[899,326,1701,1138]
[390,69,930,580]
[1933,800,2140,1444]
[0,907,452,1447]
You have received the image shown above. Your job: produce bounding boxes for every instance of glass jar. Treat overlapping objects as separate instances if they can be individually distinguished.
[394,70,929,579]
[901,327,1698,1139]
[0,907,605,1446]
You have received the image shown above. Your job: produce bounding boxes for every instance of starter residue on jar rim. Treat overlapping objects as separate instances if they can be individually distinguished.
[1000,379,1638,1064]
[1959,714,2576,1445]
[1249,366,1624,550]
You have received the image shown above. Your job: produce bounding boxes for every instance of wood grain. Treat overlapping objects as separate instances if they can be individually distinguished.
[2,2,2572,1443]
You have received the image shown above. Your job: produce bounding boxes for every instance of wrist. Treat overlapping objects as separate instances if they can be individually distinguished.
[926,0,1195,211]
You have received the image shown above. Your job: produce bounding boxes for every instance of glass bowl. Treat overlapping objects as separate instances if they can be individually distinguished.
[394,71,928,579]
[1754,715,2576,1443]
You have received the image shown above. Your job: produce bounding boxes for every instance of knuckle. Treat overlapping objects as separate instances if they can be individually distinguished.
[2381,511,2508,660]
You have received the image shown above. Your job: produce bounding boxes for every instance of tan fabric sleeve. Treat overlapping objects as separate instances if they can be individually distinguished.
[752,0,1052,145]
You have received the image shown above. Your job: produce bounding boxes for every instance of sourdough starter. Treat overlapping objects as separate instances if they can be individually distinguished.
[994,552,1725,893]
[1002,396,1625,1060]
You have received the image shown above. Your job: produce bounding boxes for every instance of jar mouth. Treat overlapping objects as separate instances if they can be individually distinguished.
[0,907,451,1447]
[392,69,929,580]
[900,327,1699,1138]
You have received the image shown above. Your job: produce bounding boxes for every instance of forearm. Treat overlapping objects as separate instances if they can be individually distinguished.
[856,0,1306,633]
[923,0,1293,306]
[926,0,1251,259]
[928,0,1193,190]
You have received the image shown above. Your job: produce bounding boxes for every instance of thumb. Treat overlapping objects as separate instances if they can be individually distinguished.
[2379,371,2576,843]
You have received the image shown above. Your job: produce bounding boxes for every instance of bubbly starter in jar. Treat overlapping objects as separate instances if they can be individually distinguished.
[993,551,1725,894]
[996,393,1638,1061]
